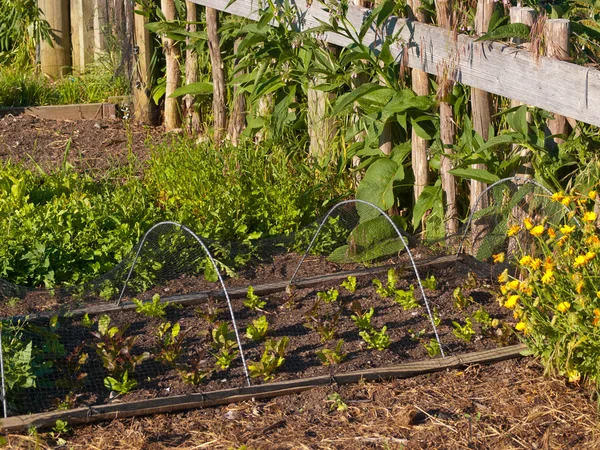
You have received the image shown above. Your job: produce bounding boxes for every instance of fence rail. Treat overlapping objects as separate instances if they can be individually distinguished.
[191,0,600,128]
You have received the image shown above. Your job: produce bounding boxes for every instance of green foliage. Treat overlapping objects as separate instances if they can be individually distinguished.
[359,326,391,351]
[81,313,94,329]
[304,300,341,342]
[393,285,420,310]
[211,322,239,369]
[1,321,36,396]
[244,286,266,311]
[453,287,473,310]
[104,370,137,394]
[156,322,188,365]
[316,288,339,303]
[91,315,149,376]
[340,275,357,293]
[133,294,168,318]
[424,338,441,357]
[350,301,374,331]
[452,318,476,342]
[326,392,348,412]
[316,339,346,366]
[246,316,269,341]
[248,337,289,381]
[422,275,437,291]
[372,268,399,298]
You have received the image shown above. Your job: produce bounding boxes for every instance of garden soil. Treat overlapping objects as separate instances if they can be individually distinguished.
[1,115,599,449]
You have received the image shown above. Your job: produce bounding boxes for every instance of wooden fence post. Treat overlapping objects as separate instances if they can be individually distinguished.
[161,0,182,131]
[510,6,536,177]
[206,7,227,144]
[544,19,571,149]
[93,0,108,59]
[133,1,156,124]
[39,0,71,78]
[436,0,458,236]
[407,0,430,205]
[184,1,201,134]
[470,0,494,212]
[70,0,95,72]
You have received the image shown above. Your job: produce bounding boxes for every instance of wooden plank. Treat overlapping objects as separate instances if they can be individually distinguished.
[0,104,110,120]
[0,343,527,432]
[13,254,460,321]
[188,0,600,127]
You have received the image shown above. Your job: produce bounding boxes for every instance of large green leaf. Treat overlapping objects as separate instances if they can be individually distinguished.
[356,159,404,220]
[449,167,500,184]
[169,82,213,98]
[331,83,387,116]
[475,23,530,42]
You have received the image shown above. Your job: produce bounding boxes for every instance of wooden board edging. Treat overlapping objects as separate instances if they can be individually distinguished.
[0,103,116,120]
[0,343,527,432]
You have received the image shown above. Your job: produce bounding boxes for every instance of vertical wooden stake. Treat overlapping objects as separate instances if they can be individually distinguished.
[469,0,495,252]
[436,0,458,236]
[184,1,201,134]
[161,0,182,131]
[544,19,571,149]
[39,0,71,78]
[408,0,430,205]
[206,7,227,145]
[133,1,156,124]
[93,0,108,60]
[227,37,247,146]
[510,7,536,177]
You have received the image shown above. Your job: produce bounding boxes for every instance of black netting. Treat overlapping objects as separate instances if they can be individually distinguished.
[0,187,564,419]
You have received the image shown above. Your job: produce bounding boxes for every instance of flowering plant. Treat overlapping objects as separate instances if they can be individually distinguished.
[497,189,600,384]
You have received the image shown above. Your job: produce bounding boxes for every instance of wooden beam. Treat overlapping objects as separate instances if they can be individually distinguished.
[0,343,527,432]
[39,0,72,78]
[0,104,113,120]
[188,0,600,128]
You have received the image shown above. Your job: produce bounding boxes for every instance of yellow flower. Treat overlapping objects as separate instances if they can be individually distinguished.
[583,211,597,222]
[515,321,526,331]
[500,285,508,295]
[585,251,596,263]
[519,255,533,266]
[576,281,584,294]
[589,190,597,200]
[507,225,521,237]
[493,253,505,264]
[561,197,571,206]
[557,235,569,247]
[544,257,554,271]
[498,269,509,283]
[560,224,576,235]
[586,235,600,247]
[574,254,587,268]
[542,269,555,284]
[507,280,520,290]
[557,301,571,312]
[520,285,533,295]
[547,228,556,239]
[523,218,533,230]
[551,192,565,202]
[530,225,544,237]
[567,369,581,383]
[593,309,600,327]
[530,258,543,270]
[504,294,519,309]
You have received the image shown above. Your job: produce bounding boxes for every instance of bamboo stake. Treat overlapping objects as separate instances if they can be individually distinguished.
[39,0,71,78]
[436,0,458,236]
[133,1,156,124]
[206,7,227,145]
[161,0,182,131]
[544,19,571,150]
[184,1,202,134]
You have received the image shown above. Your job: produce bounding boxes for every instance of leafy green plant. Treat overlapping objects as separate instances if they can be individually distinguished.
[393,285,420,310]
[453,287,473,310]
[316,339,346,366]
[246,316,269,341]
[317,288,339,303]
[1,320,37,398]
[175,350,213,385]
[55,343,88,392]
[340,275,357,292]
[156,322,189,365]
[248,337,289,381]
[424,338,442,357]
[244,286,266,311]
[104,370,137,394]
[472,307,493,332]
[372,268,399,298]
[211,322,239,369]
[452,318,476,342]
[133,293,168,318]
[326,392,348,412]
[304,300,341,342]
[359,326,392,351]
[91,315,149,376]
[350,301,374,331]
[196,297,222,323]
[81,313,94,329]
[422,275,437,290]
